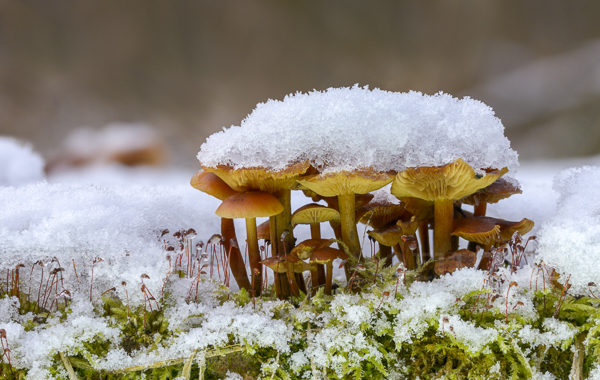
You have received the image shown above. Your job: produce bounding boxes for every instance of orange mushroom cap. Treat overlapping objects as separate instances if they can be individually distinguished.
[190,171,238,201]
[215,191,284,219]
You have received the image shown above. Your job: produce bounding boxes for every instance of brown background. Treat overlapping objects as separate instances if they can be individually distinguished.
[1,1,600,166]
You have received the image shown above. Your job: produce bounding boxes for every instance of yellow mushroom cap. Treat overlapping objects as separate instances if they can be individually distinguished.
[461,177,522,206]
[357,202,411,230]
[310,247,348,264]
[260,256,289,273]
[367,225,405,247]
[216,191,284,219]
[291,238,335,260]
[452,217,502,247]
[452,216,534,244]
[391,158,508,202]
[298,170,395,197]
[203,161,311,194]
[398,197,434,221]
[291,204,340,226]
[190,171,238,201]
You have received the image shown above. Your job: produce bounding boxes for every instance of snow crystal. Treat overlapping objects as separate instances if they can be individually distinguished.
[198,86,518,174]
[536,166,600,295]
[0,137,45,187]
[224,371,244,380]
[518,318,577,349]
[438,315,498,354]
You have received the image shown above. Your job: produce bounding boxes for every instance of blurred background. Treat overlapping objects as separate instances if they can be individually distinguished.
[1,0,600,168]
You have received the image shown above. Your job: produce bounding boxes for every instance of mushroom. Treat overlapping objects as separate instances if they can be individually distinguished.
[291,204,340,287]
[451,216,534,251]
[261,255,312,296]
[291,203,340,240]
[291,238,335,288]
[391,158,508,259]
[203,161,311,297]
[297,170,395,260]
[310,247,348,295]
[357,200,412,267]
[216,191,284,296]
[461,177,522,217]
[190,171,251,291]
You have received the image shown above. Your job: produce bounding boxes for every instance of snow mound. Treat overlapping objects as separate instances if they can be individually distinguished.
[198,86,519,173]
[536,166,600,295]
[0,137,45,187]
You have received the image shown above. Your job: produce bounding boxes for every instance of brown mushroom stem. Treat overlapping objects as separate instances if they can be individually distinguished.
[221,218,252,291]
[245,217,262,296]
[400,239,418,270]
[275,190,295,254]
[434,199,454,258]
[379,244,394,267]
[393,244,404,263]
[287,265,300,296]
[310,266,320,293]
[474,202,487,217]
[418,220,430,262]
[325,262,334,295]
[317,265,326,287]
[338,193,361,259]
[268,214,291,299]
[310,223,321,239]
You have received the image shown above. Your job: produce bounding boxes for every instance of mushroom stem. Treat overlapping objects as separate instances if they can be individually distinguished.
[325,262,333,295]
[269,214,291,298]
[276,190,295,255]
[338,193,361,259]
[287,265,300,296]
[433,198,454,258]
[474,202,487,217]
[379,244,394,267]
[419,220,430,262]
[221,218,251,292]
[310,266,320,294]
[245,217,262,296]
[310,223,321,239]
[308,222,327,286]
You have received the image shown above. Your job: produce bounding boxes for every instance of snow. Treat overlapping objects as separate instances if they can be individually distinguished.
[198,86,519,174]
[0,137,45,187]
[536,165,600,295]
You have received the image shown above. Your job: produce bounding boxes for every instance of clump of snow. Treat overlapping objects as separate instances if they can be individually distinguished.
[0,182,222,305]
[198,86,518,173]
[518,318,577,349]
[536,166,600,295]
[0,137,45,187]
[438,314,498,354]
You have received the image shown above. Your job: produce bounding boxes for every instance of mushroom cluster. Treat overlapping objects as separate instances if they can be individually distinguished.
[192,87,532,298]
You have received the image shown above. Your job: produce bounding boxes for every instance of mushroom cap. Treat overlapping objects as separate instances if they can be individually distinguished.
[291,238,335,260]
[190,171,238,201]
[257,220,271,240]
[203,161,311,193]
[357,201,411,230]
[367,225,405,247]
[216,191,284,219]
[434,249,477,275]
[298,170,395,197]
[261,254,313,273]
[310,247,348,264]
[452,217,502,247]
[452,216,534,244]
[397,197,434,221]
[291,203,340,226]
[391,158,508,202]
[461,177,522,206]
[260,256,289,273]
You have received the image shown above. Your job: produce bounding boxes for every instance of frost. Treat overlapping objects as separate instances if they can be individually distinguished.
[224,371,244,380]
[518,318,577,349]
[438,315,498,353]
[198,86,518,173]
[536,166,600,295]
[0,137,45,187]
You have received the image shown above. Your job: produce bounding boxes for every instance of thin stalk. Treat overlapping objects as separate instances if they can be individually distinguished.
[325,262,333,295]
[245,217,262,296]
[338,193,361,259]
[433,198,453,259]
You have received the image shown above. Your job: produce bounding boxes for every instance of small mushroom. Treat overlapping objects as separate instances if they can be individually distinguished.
[461,177,522,217]
[310,247,348,295]
[452,216,534,251]
[392,158,508,258]
[434,249,477,276]
[216,191,284,296]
